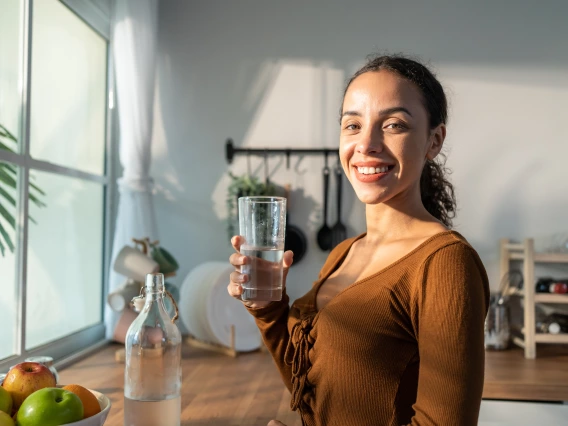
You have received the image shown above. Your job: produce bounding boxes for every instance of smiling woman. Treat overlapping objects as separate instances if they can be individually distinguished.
[227,53,490,426]
[339,55,455,225]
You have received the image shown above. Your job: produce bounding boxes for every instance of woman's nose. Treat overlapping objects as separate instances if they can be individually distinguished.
[356,127,383,155]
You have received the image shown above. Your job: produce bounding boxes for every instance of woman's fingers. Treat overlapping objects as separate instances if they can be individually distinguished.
[267,420,287,426]
[227,271,248,298]
[230,271,248,284]
[282,250,294,282]
[229,252,248,268]
[231,235,244,252]
[283,250,294,269]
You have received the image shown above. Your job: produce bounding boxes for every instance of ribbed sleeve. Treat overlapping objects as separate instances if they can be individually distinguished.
[246,292,293,392]
[407,243,489,426]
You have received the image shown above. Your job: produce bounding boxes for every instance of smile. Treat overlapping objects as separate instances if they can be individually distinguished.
[357,166,392,175]
[353,165,394,182]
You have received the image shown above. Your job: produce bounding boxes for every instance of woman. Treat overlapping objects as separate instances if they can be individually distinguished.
[228,54,490,426]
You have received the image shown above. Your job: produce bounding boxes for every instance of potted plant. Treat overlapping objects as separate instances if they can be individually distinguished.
[0,123,46,256]
[226,172,277,239]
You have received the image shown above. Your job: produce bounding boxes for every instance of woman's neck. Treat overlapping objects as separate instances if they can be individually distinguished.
[364,192,444,245]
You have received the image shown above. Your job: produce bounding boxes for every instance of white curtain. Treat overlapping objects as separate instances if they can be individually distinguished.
[105,0,159,338]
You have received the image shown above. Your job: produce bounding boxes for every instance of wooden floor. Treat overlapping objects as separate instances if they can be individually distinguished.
[59,342,568,426]
[58,343,302,426]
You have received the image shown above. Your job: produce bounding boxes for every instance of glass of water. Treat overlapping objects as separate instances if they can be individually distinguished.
[238,196,286,302]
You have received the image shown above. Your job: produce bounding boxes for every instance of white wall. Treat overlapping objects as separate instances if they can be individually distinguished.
[151,0,568,301]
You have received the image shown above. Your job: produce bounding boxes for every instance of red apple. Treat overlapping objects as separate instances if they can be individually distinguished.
[1,362,56,409]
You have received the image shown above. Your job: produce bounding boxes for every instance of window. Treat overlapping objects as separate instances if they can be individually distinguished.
[0,0,113,370]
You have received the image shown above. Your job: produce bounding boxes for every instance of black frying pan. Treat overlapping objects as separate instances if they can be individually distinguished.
[284,184,307,266]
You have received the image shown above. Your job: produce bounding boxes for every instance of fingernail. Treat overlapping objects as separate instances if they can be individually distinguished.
[240,256,247,263]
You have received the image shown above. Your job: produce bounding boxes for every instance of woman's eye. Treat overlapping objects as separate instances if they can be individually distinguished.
[344,123,359,130]
[384,122,406,130]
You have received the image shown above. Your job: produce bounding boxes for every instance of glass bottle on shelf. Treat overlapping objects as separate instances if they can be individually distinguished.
[484,296,510,350]
[124,273,182,426]
[536,312,568,334]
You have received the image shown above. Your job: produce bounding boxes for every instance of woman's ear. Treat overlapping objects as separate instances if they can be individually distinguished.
[426,124,446,160]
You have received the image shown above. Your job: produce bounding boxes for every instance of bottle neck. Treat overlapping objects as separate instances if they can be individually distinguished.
[145,290,165,301]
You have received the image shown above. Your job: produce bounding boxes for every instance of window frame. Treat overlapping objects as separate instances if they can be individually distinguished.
[0,0,115,372]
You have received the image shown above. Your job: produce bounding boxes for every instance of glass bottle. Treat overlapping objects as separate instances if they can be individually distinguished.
[484,300,510,350]
[124,273,182,426]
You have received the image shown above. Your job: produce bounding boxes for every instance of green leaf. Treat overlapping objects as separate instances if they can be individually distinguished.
[28,192,46,208]
[0,167,17,189]
[29,180,46,196]
[0,220,14,253]
[0,141,16,154]
[0,124,17,142]
[3,163,17,175]
[0,185,16,207]
[0,232,5,257]
[151,246,179,274]
[0,202,16,228]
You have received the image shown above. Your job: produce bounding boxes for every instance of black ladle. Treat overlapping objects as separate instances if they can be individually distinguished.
[316,163,333,251]
[331,165,347,248]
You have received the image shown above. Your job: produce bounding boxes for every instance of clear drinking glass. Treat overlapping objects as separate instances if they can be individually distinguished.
[238,196,286,302]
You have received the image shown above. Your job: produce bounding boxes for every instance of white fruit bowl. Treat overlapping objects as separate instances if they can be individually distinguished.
[62,390,111,426]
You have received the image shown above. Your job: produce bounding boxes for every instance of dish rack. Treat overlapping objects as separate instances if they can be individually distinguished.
[500,238,568,359]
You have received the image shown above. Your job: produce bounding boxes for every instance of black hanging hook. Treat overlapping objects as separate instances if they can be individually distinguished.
[264,150,269,185]
[246,151,252,176]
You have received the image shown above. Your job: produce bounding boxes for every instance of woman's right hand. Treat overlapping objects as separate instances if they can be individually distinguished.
[228,235,294,310]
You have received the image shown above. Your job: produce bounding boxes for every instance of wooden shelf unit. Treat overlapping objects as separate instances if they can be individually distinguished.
[500,238,568,359]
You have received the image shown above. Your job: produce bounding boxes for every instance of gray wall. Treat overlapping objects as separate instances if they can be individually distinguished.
[151,0,568,301]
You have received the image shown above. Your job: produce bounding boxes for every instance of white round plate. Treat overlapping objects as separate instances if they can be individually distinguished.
[180,262,220,341]
[206,265,261,352]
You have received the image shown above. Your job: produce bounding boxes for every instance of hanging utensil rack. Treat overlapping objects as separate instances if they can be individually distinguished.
[225,138,338,168]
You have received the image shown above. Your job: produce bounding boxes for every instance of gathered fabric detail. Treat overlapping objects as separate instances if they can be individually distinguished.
[285,313,316,412]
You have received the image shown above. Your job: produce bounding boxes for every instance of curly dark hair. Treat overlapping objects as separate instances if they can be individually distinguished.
[342,54,456,228]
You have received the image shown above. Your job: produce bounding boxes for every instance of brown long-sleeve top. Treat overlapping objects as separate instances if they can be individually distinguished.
[247,230,490,426]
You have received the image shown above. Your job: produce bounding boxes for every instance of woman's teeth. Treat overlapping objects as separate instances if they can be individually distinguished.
[357,166,389,175]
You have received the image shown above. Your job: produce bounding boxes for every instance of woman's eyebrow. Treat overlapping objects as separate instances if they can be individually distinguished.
[378,106,413,117]
[341,107,413,120]
[341,110,362,119]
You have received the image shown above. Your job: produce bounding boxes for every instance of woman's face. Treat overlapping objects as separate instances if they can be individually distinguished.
[339,70,445,206]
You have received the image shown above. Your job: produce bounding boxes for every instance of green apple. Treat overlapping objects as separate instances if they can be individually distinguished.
[0,411,14,426]
[16,388,83,426]
[0,387,12,415]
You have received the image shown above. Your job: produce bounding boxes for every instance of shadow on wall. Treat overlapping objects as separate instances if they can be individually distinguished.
[151,58,363,301]
[150,0,568,296]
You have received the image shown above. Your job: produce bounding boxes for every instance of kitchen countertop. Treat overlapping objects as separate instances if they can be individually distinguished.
[58,342,568,425]
[483,343,568,401]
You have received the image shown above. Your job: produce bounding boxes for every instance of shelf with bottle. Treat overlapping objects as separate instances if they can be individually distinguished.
[500,237,568,359]
[508,251,568,263]
[535,294,568,304]
[506,288,568,304]
[534,333,568,344]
